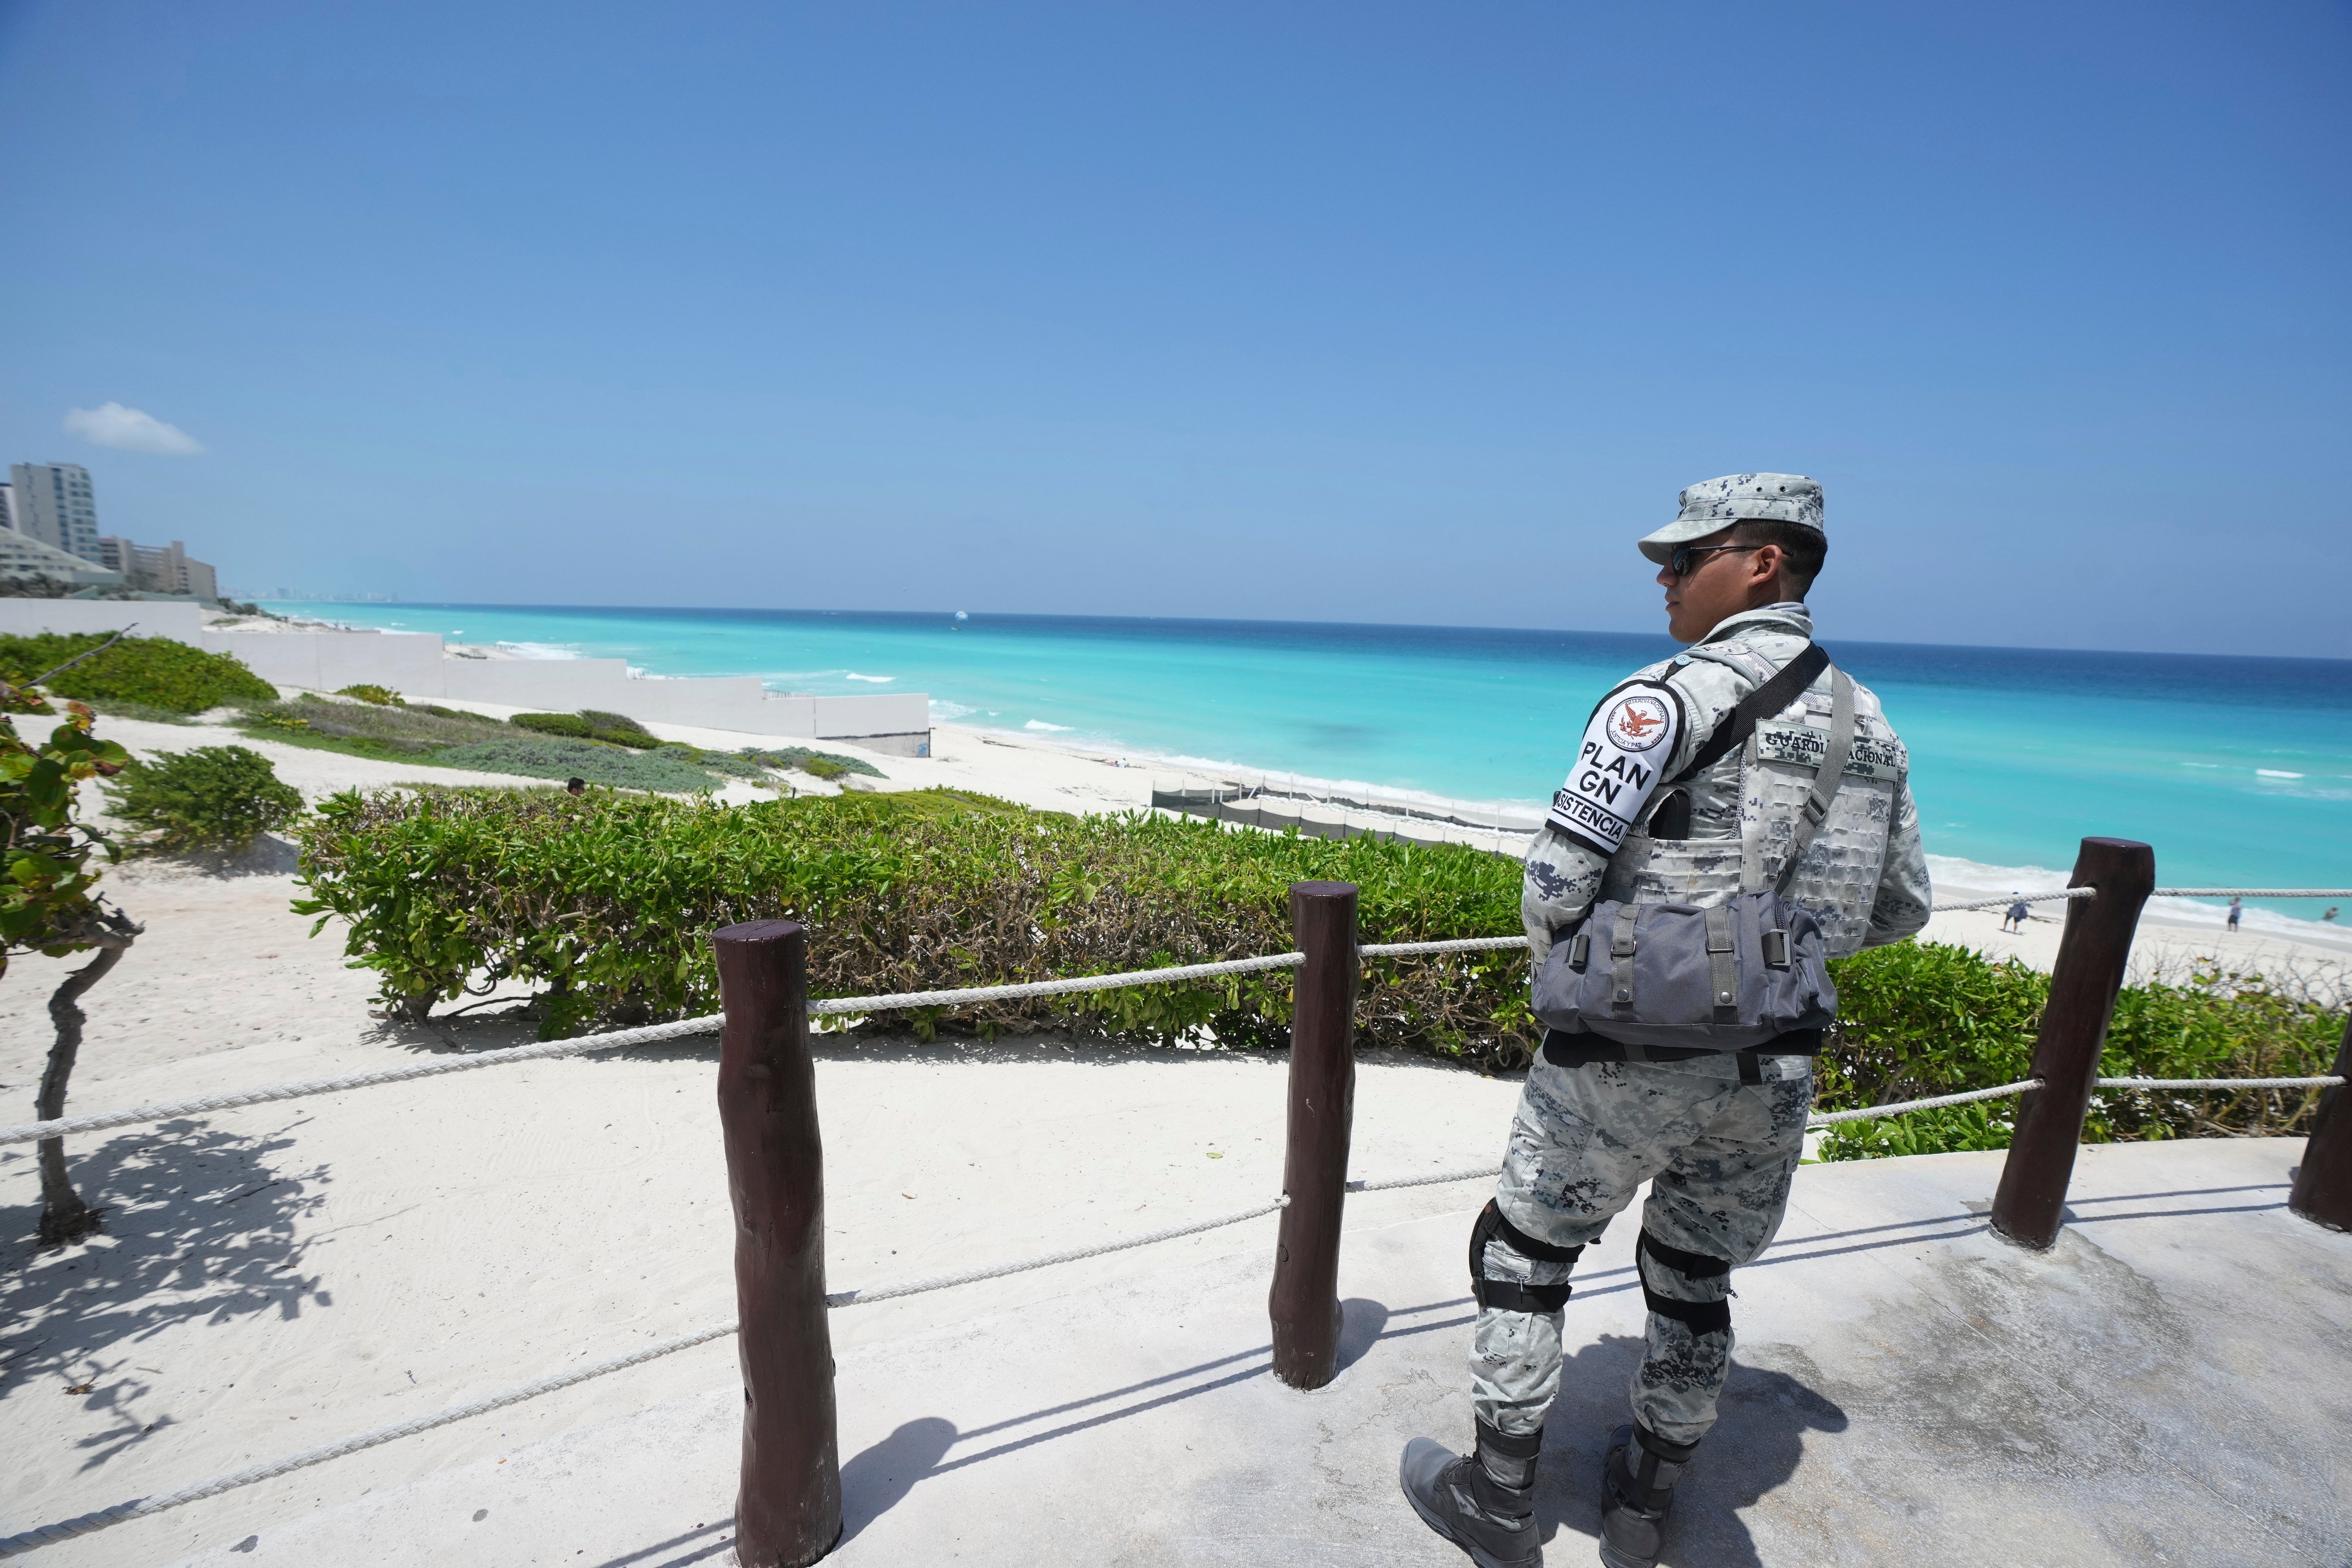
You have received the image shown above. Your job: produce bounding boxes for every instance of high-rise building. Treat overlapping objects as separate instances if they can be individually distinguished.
[100,536,219,601]
[0,527,124,586]
[8,463,103,563]
[0,480,15,533]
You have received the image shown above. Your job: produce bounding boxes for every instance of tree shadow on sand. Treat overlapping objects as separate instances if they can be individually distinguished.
[1534,1333,1849,1568]
[0,1117,332,1473]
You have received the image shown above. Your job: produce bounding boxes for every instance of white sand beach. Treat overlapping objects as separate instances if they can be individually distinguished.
[3,694,2344,1563]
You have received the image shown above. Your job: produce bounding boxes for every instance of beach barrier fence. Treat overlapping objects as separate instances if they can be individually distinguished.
[6,841,2352,1560]
[1149,782,1541,851]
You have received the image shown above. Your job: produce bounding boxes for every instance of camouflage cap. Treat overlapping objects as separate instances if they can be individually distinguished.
[1638,473,1824,564]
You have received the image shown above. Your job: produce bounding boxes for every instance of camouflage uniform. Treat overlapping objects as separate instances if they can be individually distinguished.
[1478,594,1931,1447]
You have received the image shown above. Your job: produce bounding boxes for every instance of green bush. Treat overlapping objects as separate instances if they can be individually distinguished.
[510,710,662,748]
[2,706,130,974]
[579,709,655,742]
[801,757,846,780]
[75,697,194,725]
[415,704,504,725]
[740,746,883,779]
[335,684,406,707]
[667,745,766,779]
[293,788,2348,1158]
[509,711,597,740]
[0,632,276,714]
[258,695,506,749]
[1813,940,2343,1159]
[294,787,1526,1045]
[104,744,304,853]
[433,737,724,793]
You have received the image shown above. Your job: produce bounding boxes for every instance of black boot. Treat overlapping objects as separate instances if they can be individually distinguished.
[1399,1421,1544,1568]
[1597,1422,1697,1568]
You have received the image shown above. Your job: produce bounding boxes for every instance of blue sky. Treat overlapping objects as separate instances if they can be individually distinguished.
[2,1,2347,656]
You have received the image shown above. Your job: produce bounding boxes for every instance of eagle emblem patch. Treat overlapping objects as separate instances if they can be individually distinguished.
[1546,682,1682,856]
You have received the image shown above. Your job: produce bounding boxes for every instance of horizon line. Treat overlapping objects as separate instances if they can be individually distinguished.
[254,598,2352,669]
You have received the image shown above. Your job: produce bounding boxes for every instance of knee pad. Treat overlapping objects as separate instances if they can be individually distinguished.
[1469,1199,1583,1314]
[1635,1229,1732,1336]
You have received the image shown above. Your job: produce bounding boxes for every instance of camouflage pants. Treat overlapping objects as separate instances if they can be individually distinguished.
[1470,1052,1812,1447]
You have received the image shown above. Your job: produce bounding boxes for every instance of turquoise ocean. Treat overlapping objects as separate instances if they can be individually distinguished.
[265,603,2352,933]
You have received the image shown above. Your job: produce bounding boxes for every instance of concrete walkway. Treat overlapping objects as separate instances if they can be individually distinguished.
[104,1138,2352,1565]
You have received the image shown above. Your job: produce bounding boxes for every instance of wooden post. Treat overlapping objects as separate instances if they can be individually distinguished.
[1269,880,1359,1389]
[714,920,841,1567]
[2288,1015,2352,1233]
[1990,839,2155,1250]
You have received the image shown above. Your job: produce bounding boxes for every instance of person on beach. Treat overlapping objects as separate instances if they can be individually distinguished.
[2002,895,2030,933]
[2228,897,2243,931]
[1401,473,1931,1568]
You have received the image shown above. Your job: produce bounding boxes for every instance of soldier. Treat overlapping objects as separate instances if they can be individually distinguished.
[1400,474,1931,1568]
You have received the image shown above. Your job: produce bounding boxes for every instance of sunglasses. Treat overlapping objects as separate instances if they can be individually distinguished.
[1667,542,1764,579]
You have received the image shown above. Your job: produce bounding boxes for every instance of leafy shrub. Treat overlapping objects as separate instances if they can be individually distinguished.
[509,711,596,740]
[335,684,406,707]
[433,737,723,793]
[0,632,275,714]
[415,704,504,725]
[2,705,130,972]
[76,698,194,725]
[579,709,654,741]
[295,787,2349,1158]
[510,710,661,748]
[740,746,883,778]
[243,696,526,750]
[668,745,767,779]
[104,744,304,853]
[294,787,1527,1047]
[801,757,846,780]
[1813,940,2344,1159]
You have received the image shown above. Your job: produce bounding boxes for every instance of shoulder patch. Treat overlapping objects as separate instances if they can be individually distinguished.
[1546,681,1683,856]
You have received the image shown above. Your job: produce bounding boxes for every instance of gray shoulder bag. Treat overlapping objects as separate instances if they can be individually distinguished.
[1529,662,1856,1053]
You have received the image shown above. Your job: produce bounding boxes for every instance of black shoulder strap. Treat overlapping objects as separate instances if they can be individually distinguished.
[1666,642,1829,787]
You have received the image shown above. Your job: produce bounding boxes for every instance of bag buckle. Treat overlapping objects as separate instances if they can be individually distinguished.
[1568,931,1591,970]
[1761,929,1791,968]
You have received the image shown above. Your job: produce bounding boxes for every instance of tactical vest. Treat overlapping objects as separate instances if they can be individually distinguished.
[1598,640,1907,962]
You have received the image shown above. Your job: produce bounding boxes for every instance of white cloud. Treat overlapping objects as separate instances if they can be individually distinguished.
[62,402,206,456]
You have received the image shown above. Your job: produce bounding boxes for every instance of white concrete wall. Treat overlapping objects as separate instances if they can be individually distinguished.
[0,600,209,641]
[802,692,931,740]
[201,629,451,694]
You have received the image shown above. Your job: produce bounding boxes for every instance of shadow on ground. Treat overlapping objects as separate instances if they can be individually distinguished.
[0,1118,330,1472]
[94,833,303,880]
[1532,1336,1848,1568]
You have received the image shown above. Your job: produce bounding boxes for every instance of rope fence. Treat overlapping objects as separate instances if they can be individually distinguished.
[13,881,2350,1149]
[0,1186,1312,1556]
[0,1320,740,1558]
[16,1022,2341,1561]
[0,1014,724,1148]
[1805,1079,2044,1127]
[10,863,2349,1557]
[1927,889,2096,914]
[809,950,1304,1016]
[2096,1075,2343,1091]
[2153,888,2352,899]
